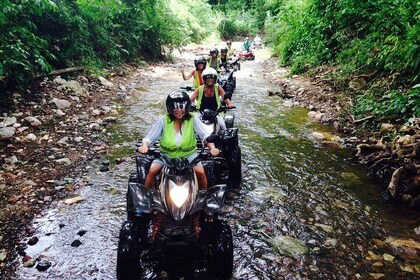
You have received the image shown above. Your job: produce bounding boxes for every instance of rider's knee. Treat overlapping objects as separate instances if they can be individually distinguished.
[194,166,205,177]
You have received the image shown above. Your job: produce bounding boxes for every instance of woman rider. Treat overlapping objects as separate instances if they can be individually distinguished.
[207,48,223,73]
[180,56,206,90]
[137,91,220,190]
[220,47,229,65]
[190,67,234,130]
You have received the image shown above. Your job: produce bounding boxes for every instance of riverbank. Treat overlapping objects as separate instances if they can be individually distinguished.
[262,56,419,208]
[0,63,160,276]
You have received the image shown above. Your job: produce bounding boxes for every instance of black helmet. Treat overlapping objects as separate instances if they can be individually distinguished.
[166,91,191,116]
[221,47,228,54]
[201,109,215,124]
[209,48,219,55]
[194,56,207,69]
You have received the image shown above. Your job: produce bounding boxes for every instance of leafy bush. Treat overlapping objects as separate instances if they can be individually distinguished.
[352,85,420,120]
[266,0,419,80]
[0,0,57,90]
[0,0,215,99]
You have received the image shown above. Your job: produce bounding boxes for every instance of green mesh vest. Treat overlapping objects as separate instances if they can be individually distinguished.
[160,115,197,158]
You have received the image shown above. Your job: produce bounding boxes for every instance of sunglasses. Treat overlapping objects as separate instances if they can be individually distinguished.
[173,101,187,109]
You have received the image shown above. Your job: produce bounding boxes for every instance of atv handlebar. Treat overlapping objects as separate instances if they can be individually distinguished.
[190,105,236,114]
[180,86,194,91]
[135,141,213,168]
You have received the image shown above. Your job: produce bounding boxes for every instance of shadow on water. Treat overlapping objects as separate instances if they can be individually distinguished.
[14,54,419,279]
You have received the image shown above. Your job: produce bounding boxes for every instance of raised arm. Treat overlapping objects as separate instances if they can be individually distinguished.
[181,69,194,80]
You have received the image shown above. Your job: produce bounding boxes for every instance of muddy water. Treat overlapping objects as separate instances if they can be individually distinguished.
[15,55,419,279]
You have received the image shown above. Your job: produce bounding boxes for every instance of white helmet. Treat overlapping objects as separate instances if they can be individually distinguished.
[202,67,218,83]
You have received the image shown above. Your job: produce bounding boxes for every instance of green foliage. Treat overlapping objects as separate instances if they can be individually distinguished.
[167,0,215,44]
[264,0,419,120]
[0,0,57,89]
[0,0,214,96]
[352,85,420,120]
[213,0,262,38]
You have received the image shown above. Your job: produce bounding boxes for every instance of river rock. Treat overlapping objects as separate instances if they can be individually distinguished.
[99,76,114,88]
[64,196,85,205]
[383,253,395,262]
[308,111,323,122]
[71,239,83,247]
[91,109,101,116]
[270,235,308,257]
[23,116,42,127]
[101,106,112,113]
[5,155,18,165]
[395,135,412,146]
[379,123,394,134]
[27,236,38,246]
[0,127,16,139]
[54,109,66,117]
[55,158,72,165]
[89,123,101,131]
[53,76,66,85]
[369,273,386,279]
[58,137,70,145]
[23,256,36,268]
[311,132,326,140]
[0,116,17,127]
[283,100,294,108]
[385,237,420,263]
[36,260,52,271]
[314,223,334,233]
[25,133,37,142]
[103,117,117,123]
[324,238,338,247]
[64,80,83,95]
[0,249,7,262]
[51,98,71,109]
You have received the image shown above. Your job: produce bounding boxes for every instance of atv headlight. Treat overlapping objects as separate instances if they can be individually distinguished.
[169,181,189,208]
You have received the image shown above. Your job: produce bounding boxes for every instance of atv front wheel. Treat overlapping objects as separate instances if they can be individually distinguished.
[209,221,233,279]
[229,146,242,187]
[116,221,147,280]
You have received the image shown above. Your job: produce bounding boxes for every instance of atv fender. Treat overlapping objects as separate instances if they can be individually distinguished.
[204,184,228,215]
[127,182,152,214]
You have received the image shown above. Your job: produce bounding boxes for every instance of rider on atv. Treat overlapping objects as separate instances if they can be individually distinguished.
[181,56,206,90]
[226,40,235,57]
[137,91,220,191]
[242,36,252,51]
[220,47,229,65]
[207,48,224,73]
[190,68,234,130]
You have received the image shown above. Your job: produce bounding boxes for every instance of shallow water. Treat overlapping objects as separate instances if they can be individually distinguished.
[14,56,419,280]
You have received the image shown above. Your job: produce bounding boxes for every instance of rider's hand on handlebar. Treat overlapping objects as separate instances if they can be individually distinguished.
[225,99,235,109]
[209,147,220,157]
[138,145,149,154]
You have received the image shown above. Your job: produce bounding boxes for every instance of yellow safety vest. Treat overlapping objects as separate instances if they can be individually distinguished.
[160,115,197,158]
